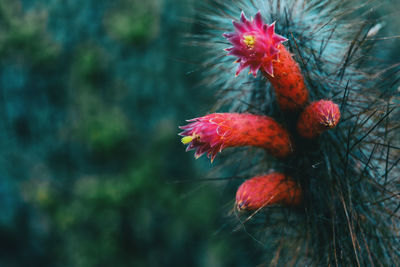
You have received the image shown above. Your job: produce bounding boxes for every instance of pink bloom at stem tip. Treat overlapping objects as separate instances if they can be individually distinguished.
[223,11,288,77]
[179,113,293,162]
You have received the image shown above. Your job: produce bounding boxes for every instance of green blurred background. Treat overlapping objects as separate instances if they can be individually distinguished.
[0,0,264,266]
[0,0,399,266]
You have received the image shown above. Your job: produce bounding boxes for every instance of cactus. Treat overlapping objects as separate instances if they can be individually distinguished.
[179,113,293,161]
[236,173,302,210]
[223,11,309,111]
[297,100,340,138]
[181,0,400,265]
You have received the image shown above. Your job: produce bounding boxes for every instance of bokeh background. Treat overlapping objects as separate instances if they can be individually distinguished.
[0,0,399,266]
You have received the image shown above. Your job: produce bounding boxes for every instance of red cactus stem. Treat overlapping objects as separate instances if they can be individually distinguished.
[179,113,293,162]
[236,173,302,211]
[223,11,309,111]
[265,45,309,111]
[297,100,341,139]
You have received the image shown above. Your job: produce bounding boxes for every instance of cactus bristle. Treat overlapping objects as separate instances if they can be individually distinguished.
[180,0,400,265]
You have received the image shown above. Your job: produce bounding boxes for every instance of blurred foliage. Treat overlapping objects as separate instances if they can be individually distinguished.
[0,0,261,266]
[104,0,161,44]
[0,1,60,65]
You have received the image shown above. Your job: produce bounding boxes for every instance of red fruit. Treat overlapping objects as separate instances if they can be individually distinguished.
[297,100,341,139]
[236,173,302,211]
[179,113,293,162]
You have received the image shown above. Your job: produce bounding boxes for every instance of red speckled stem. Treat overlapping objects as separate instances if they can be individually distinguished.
[236,173,302,211]
[297,100,341,138]
[265,45,309,111]
[179,113,293,161]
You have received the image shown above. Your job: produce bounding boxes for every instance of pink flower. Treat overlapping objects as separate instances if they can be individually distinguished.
[223,11,287,77]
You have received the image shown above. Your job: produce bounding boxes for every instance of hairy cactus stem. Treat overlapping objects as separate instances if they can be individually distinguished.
[179,113,293,162]
[223,11,309,111]
[297,100,341,139]
[236,173,302,211]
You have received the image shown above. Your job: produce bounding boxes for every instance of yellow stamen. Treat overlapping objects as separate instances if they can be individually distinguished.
[236,201,245,210]
[327,119,335,128]
[322,116,335,128]
[243,35,256,49]
[181,136,194,144]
